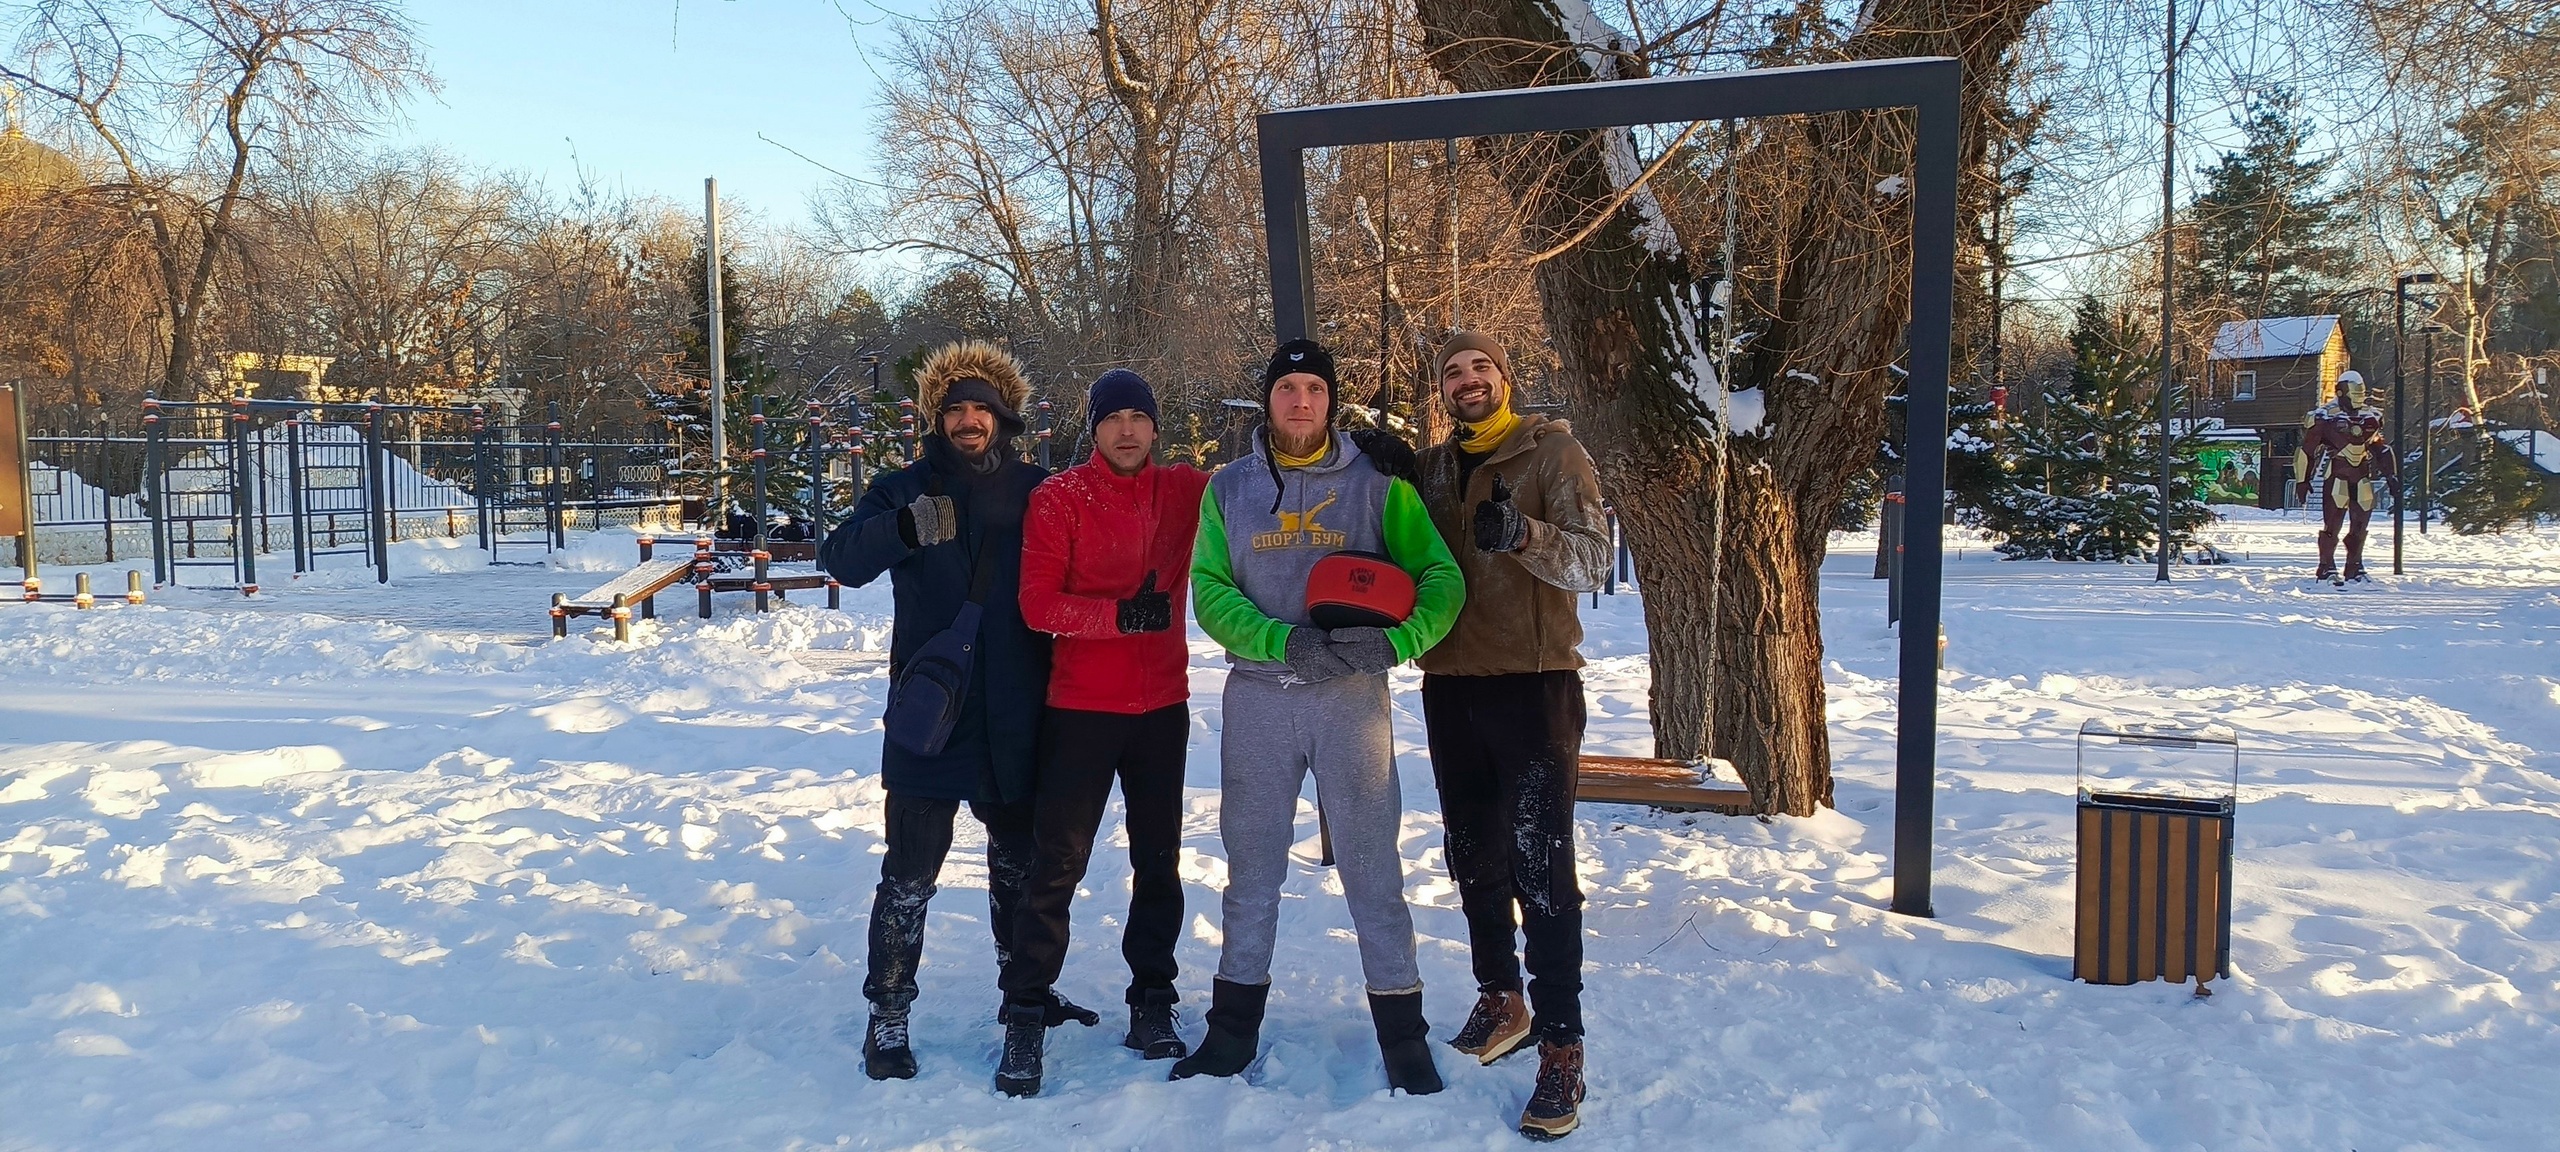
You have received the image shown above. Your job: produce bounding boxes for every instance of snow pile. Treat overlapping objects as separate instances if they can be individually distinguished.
[3,514,2558,1148]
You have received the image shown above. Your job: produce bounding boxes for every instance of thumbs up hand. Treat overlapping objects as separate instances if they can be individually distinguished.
[1472,473,1527,553]
[1116,570,1175,634]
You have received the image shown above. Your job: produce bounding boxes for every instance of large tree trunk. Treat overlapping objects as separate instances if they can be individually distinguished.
[1416,0,2039,814]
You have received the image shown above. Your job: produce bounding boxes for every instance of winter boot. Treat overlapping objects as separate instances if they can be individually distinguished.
[1125,987,1189,1060]
[1168,977,1267,1080]
[1517,1039,1586,1140]
[1448,988,1533,1065]
[1367,990,1444,1096]
[862,1008,917,1081]
[994,1001,1045,1098]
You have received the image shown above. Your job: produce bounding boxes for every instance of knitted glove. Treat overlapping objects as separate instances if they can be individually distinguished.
[1282,625,1353,684]
[1326,626,1399,676]
[898,493,956,548]
[1351,428,1419,484]
[1472,474,1527,552]
[1116,572,1174,634]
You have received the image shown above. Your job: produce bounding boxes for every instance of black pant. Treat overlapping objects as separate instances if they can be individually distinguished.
[1421,671,1587,1042]
[863,791,1037,1012]
[999,704,1188,1007]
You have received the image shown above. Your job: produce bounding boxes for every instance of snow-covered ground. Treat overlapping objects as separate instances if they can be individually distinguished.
[4,511,2557,1150]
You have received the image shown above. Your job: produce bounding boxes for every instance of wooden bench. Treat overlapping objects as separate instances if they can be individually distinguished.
[552,536,840,639]
[1577,755,1754,814]
[712,538,817,564]
[551,555,696,636]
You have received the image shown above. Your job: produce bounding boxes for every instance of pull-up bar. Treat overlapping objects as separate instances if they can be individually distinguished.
[1254,56,1959,917]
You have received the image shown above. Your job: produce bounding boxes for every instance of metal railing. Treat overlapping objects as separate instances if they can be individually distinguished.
[22,395,885,588]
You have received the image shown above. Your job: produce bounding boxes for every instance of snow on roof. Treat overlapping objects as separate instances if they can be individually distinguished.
[2493,428,2560,475]
[2211,316,2340,361]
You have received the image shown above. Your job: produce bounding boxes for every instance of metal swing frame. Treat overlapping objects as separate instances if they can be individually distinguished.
[1255,57,1959,917]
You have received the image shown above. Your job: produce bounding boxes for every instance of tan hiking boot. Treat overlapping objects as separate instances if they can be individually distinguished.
[1518,1039,1585,1140]
[1447,989,1533,1064]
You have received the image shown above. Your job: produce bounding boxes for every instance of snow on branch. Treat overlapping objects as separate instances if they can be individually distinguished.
[1659,281,1767,438]
[1540,0,1682,259]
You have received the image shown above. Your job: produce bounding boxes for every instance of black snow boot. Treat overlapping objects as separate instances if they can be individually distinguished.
[863,1008,917,1081]
[1368,990,1443,1096]
[994,1001,1045,1098]
[1168,977,1266,1080]
[1125,987,1189,1060]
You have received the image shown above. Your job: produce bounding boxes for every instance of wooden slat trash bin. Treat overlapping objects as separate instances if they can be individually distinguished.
[2073,720,2239,990]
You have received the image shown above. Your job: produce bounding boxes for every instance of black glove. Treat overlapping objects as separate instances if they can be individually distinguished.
[897,493,956,548]
[1326,626,1398,675]
[1116,571,1173,634]
[1281,625,1353,684]
[1351,428,1419,484]
[1472,474,1527,552]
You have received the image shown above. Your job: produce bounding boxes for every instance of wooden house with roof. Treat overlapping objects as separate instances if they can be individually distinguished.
[2204,315,2353,507]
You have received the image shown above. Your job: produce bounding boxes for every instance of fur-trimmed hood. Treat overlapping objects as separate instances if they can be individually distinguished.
[914,340,1032,422]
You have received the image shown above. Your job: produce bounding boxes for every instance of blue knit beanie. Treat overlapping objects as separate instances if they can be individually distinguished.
[1088,368,1159,429]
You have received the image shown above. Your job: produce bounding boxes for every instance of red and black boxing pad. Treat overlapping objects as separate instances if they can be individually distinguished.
[1305,550,1415,630]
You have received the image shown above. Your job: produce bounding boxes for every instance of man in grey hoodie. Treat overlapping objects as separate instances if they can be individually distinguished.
[1169,338,1464,1095]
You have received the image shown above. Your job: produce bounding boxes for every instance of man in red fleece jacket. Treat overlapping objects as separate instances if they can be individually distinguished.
[993,369,1210,1097]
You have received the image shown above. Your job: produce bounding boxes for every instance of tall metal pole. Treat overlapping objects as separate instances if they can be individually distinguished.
[2155,0,2177,583]
[705,178,728,514]
[2420,327,2436,532]
[1446,138,1460,330]
[2385,275,2426,581]
[1380,138,1394,402]
[144,396,167,586]
[6,382,32,583]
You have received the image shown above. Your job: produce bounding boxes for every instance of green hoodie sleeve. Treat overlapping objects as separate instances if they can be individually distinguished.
[1381,477,1464,662]
[1191,491,1292,662]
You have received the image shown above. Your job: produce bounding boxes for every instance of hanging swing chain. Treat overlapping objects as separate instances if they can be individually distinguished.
[1700,119,1740,766]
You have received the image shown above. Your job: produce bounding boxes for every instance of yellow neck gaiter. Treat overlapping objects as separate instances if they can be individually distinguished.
[1457,405,1521,454]
[1271,435,1330,470]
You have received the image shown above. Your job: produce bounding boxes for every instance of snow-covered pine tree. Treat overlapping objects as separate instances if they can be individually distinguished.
[1982,297,2211,561]
[2440,432,2557,534]
[1843,377,2003,532]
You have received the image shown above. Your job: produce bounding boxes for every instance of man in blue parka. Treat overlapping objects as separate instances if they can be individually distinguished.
[820,339,1094,1080]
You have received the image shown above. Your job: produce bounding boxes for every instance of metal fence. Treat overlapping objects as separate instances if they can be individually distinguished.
[18,394,908,588]
[22,398,698,587]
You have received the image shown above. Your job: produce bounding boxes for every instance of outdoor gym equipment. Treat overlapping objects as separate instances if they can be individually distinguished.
[551,534,839,640]
[1255,58,1960,911]
[3,382,32,589]
[16,570,148,609]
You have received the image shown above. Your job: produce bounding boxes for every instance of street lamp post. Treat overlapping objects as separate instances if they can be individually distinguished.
[2392,271,2437,575]
[2419,323,2439,533]
[2154,0,2178,583]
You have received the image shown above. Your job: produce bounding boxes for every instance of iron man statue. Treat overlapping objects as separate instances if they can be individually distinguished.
[2293,370,2401,583]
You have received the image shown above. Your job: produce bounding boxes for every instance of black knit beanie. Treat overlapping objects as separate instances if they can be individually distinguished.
[1087,368,1158,430]
[1260,338,1337,425]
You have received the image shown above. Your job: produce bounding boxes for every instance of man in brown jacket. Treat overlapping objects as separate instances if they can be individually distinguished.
[1414,330,1610,1139]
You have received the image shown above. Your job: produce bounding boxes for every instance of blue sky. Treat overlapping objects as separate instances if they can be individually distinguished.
[389,0,904,227]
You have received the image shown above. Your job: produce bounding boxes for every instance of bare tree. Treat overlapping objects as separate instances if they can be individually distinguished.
[1415,0,2044,814]
[3,0,428,401]
[259,150,522,404]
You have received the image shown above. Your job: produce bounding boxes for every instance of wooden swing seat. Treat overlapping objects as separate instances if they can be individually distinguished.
[1577,754,1754,815]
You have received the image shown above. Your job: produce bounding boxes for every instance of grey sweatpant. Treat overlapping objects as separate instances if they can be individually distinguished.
[1215,669,1421,994]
